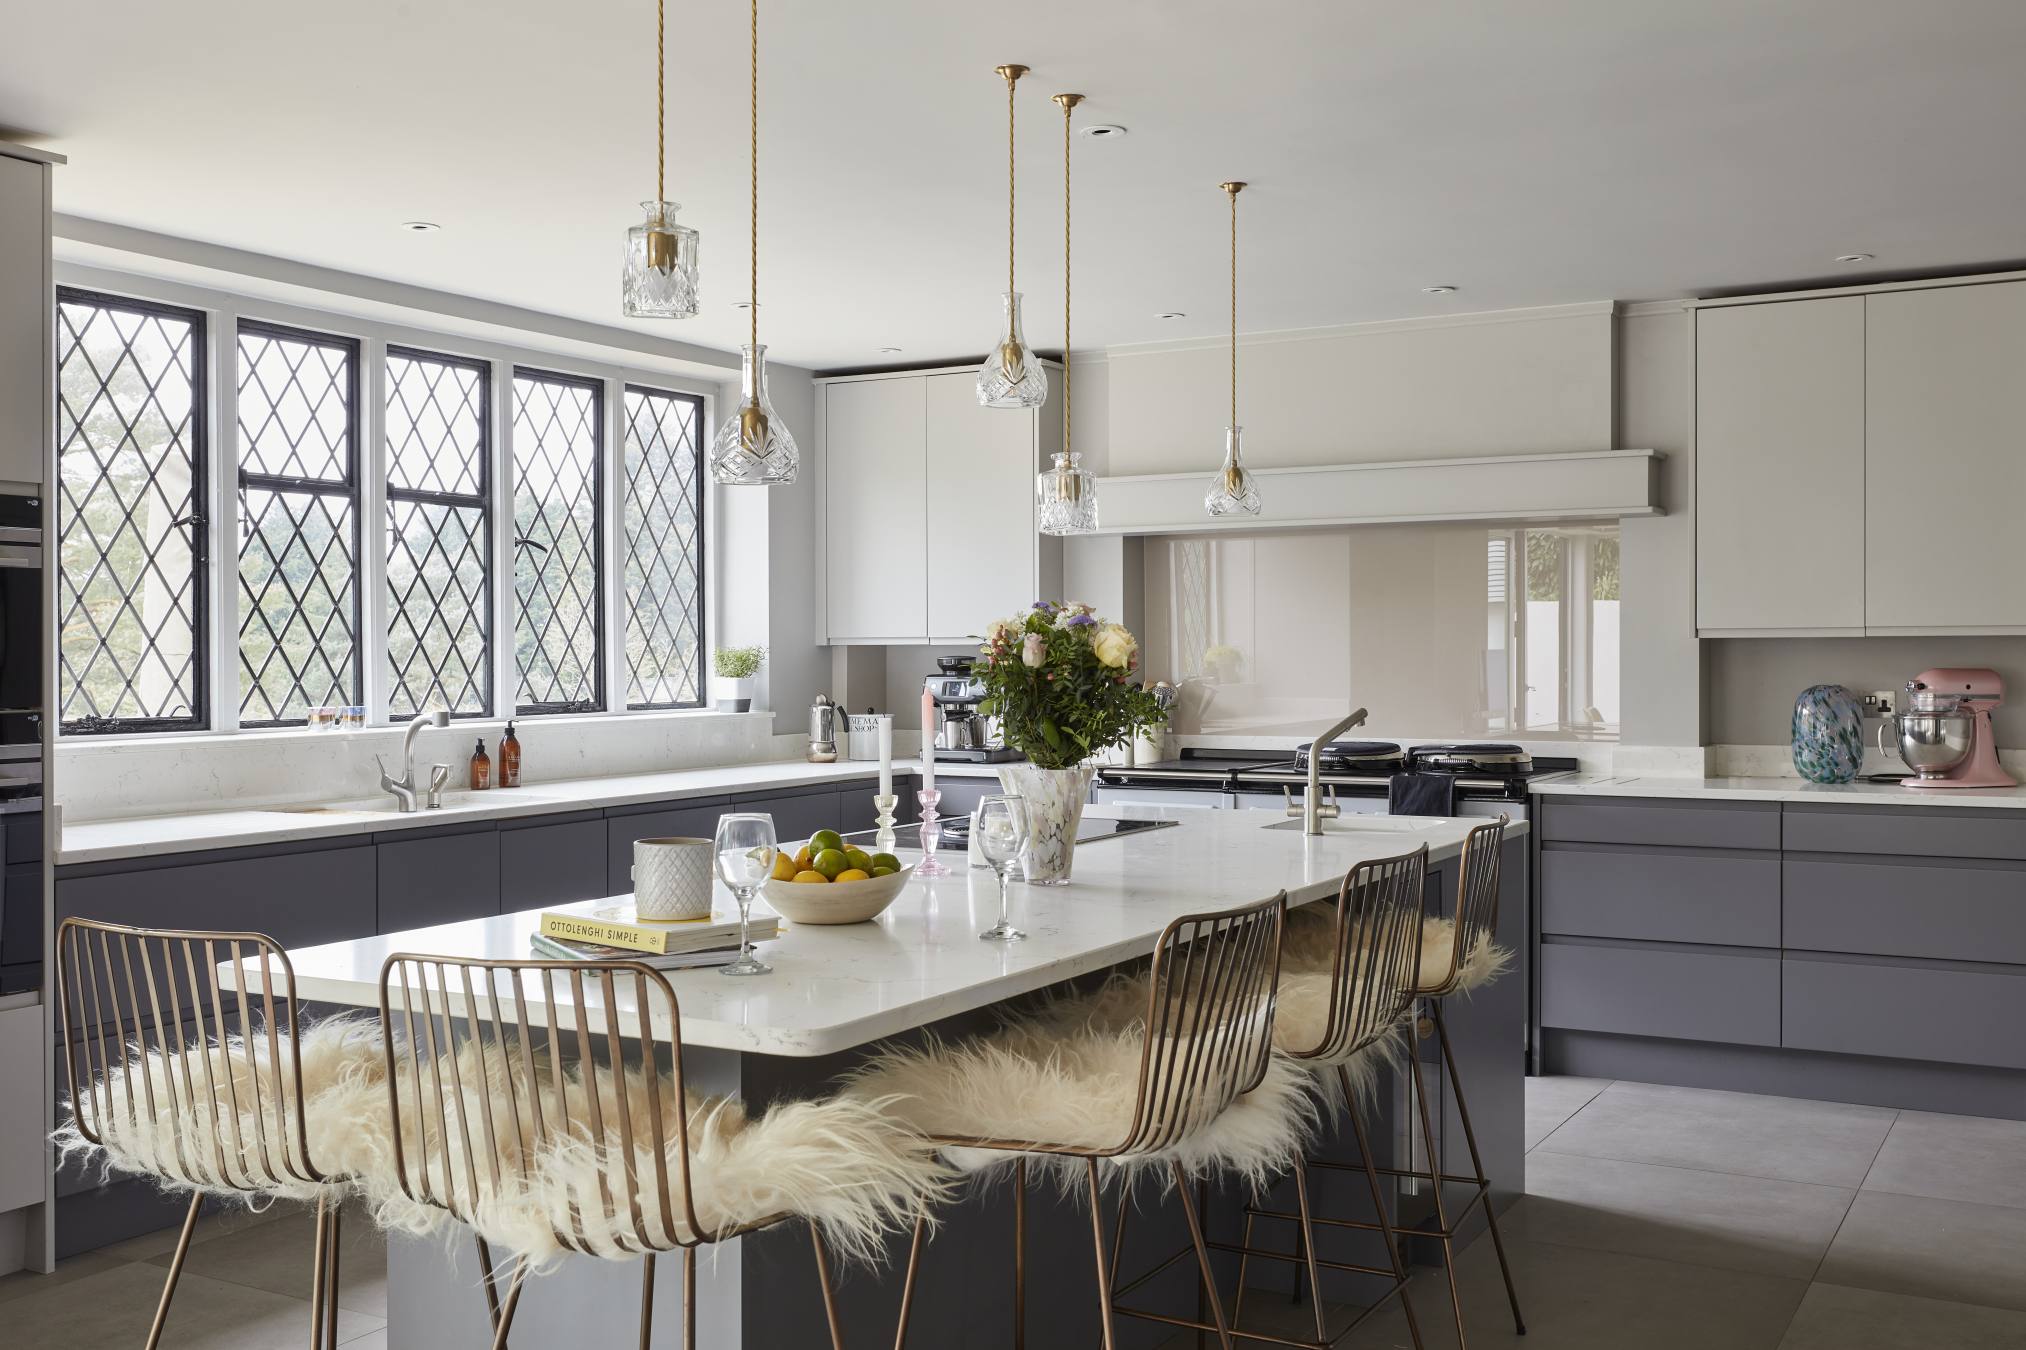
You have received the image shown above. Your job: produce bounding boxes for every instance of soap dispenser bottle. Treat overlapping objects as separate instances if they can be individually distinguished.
[469,738,492,791]
[500,720,521,788]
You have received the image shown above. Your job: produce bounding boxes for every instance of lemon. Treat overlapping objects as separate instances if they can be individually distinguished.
[871,853,902,873]
[793,845,813,870]
[809,829,845,856]
[811,848,849,880]
[792,869,830,884]
[834,867,871,883]
[769,853,798,882]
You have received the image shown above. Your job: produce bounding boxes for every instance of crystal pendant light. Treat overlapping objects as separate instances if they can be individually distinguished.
[621,0,699,318]
[977,65,1048,409]
[1205,181,1262,516]
[710,0,798,485]
[1037,92,1096,535]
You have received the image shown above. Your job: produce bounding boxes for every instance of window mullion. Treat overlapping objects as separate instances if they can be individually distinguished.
[361,337,390,724]
[212,300,243,733]
[491,358,515,721]
[602,376,625,717]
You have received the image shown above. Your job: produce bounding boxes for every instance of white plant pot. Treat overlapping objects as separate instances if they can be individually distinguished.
[998,761,1097,886]
[713,674,755,712]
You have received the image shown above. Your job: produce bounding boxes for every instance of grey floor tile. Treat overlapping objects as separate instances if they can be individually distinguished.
[1524,1075,1611,1152]
[338,1327,389,1349]
[0,1258,383,1349]
[1862,1109,2026,1210]
[1344,1223,1808,1350]
[1524,1149,1855,1281]
[0,1250,129,1307]
[1777,1282,2026,1350]
[1534,1081,1896,1188]
[1816,1189,2026,1313]
[97,1196,300,1263]
[147,1202,387,1318]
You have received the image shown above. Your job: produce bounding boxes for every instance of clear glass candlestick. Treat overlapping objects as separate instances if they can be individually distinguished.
[873,793,898,854]
[974,794,1028,942]
[914,788,952,877]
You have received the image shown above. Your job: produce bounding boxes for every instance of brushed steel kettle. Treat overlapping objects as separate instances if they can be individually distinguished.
[808,694,839,763]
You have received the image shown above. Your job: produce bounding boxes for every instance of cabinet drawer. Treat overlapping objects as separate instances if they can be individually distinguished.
[499,816,608,913]
[1542,846,1779,947]
[1784,806,2026,862]
[1538,798,1779,851]
[376,824,500,934]
[1784,857,2026,964]
[1782,953,2026,1070]
[730,786,844,847]
[608,803,725,896]
[1540,940,1779,1046]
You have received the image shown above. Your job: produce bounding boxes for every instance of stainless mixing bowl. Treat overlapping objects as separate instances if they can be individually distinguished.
[1881,709,1976,779]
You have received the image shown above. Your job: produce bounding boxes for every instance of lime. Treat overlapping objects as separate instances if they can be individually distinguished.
[834,867,871,883]
[871,852,902,873]
[812,848,849,880]
[843,846,873,872]
[809,829,845,855]
[792,869,830,884]
[870,864,896,877]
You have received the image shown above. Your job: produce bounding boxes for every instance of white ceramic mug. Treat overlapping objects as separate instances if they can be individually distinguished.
[632,837,716,921]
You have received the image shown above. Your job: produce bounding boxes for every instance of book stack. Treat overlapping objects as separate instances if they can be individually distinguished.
[532,906,780,972]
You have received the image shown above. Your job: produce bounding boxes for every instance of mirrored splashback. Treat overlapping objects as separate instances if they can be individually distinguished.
[1142,523,1620,741]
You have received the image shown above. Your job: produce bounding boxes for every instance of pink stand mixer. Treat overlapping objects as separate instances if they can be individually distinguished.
[1880,667,2016,789]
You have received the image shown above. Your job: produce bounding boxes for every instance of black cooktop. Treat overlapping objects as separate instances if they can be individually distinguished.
[843,817,1178,853]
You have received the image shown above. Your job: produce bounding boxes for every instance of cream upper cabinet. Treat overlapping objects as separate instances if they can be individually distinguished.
[923,371,1042,642]
[1695,297,1866,634]
[1865,281,2026,632]
[0,153,47,489]
[823,374,927,642]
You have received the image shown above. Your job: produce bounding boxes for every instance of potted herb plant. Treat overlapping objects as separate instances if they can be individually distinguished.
[712,645,766,712]
[975,603,1167,884]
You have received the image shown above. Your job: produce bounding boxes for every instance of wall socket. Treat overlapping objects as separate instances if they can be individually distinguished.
[1862,689,1897,716]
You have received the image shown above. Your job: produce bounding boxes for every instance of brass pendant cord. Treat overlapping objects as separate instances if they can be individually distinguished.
[749,0,759,352]
[1056,93,1081,454]
[1225,181,1243,428]
[1005,68,1019,295]
[656,0,665,204]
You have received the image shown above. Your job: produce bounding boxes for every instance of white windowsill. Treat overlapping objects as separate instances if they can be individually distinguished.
[56,707,775,751]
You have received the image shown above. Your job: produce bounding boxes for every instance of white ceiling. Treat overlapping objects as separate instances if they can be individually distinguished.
[6,1,2026,371]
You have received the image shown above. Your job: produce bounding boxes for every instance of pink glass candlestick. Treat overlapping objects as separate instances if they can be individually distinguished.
[914,788,952,877]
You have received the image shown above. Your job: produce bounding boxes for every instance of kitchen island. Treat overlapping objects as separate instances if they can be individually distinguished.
[251,809,1530,1347]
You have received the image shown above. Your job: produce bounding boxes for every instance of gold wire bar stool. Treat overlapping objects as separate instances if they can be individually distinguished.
[54,917,366,1350]
[375,953,871,1350]
[1117,847,1432,1348]
[883,892,1289,1350]
[1374,815,1526,1348]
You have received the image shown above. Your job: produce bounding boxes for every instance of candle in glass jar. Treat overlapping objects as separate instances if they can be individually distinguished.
[920,687,937,798]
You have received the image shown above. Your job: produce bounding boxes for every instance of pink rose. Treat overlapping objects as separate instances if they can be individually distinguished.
[1021,633,1047,668]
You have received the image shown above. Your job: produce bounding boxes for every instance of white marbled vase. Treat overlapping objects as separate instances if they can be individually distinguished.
[998,761,1096,886]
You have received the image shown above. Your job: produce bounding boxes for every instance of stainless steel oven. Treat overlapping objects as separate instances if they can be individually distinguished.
[0,495,41,750]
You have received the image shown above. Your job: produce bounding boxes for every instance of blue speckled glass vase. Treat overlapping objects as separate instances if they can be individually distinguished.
[1792,684,1864,784]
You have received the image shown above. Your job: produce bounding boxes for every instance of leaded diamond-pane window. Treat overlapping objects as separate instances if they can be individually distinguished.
[236,321,361,725]
[512,369,603,712]
[386,348,491,718]
[55,290,208,733]
[622,386,705,709]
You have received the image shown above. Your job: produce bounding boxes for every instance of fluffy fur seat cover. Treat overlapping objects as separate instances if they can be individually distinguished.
[842,977,1316,1186]
[340,1038,949,1266]
[52,1015,385,1204]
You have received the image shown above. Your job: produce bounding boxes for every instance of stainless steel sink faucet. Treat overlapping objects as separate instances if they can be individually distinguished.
[1296,707,1370,835]
[376,709,451,813]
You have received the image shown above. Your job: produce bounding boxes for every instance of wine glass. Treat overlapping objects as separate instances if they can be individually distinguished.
[713,813,777,977]
[974,795,1029,942]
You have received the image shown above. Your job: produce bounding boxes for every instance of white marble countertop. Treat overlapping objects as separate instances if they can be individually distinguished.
[229,809,1525,1058]
[1531,771,2026,809]
[59,757,1010,866]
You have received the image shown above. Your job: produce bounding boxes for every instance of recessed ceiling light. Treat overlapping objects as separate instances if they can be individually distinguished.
[1080,124,1128,139]
[1834,253,1874,264]
[1155,311,1187,320]
[878,346,903,353]
[400,220,441,233]
[1421,285,1458,295]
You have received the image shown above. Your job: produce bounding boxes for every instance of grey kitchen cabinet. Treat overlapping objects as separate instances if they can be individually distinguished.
[1785,856,2026,966]
[834,778,886,833]
[922,775,997,827]
[1539,794,1779,852]
[376,822,501,933]
[1784,802,2026,862]
[1865,280,2026,632]
[730,785,846,846]
[1782,953,2026,1071]
[606,799,730,896]
[1541,846,1778,948]
[1694,296,1866,635]
[0,1002,40,1214]
[0,149,51,489]
[56,840,376,951]
[499,812,610,912]
[1540,939,1780,1047]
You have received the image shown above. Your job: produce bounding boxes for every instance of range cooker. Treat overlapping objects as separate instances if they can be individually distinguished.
[1093,741,1576,820]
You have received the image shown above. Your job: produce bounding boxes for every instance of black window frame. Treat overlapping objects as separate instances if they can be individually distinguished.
[510,365,605,716]
[383,343,494,720]
[233,317,364,728]
[53,286,212,736]
[621,383,708,711]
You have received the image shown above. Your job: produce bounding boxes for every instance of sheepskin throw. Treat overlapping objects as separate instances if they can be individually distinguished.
[53,1015,385,1204]
[843,977,1316,1186]
[1279,909,1511,998]
[348,1037,947,1266]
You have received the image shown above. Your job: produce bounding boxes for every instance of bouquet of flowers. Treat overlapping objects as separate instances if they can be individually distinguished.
[975,602,1167,770]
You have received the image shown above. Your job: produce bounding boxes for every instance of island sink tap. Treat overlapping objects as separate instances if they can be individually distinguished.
[1294,707,1370,835]
[376,709,451,813]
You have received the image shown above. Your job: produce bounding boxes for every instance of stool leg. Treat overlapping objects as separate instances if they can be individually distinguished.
[638,1253,656,1350]
[893,1215,927,1350]
[1085,1159,1118,1350]
[1172,1162,1234,1350]
[809,1223,846,1350]
[143,1192,203,1350]
[1434,1002,1526,1335]
[683,1248,697,1350]
[322,1200,341,1350]
[1406,1041,1469,1350]
[490,1260,529,1350]
[1345,1068,1425,1350]
[475,1235,509,1347]
[307,1194,329,1350]
[1290,1158,1328,1346]
[1014,1156,1027,1350]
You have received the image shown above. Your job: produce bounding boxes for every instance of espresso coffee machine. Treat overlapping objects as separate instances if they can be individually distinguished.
[925,655,1018,763]
[1881,667,2015,788]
